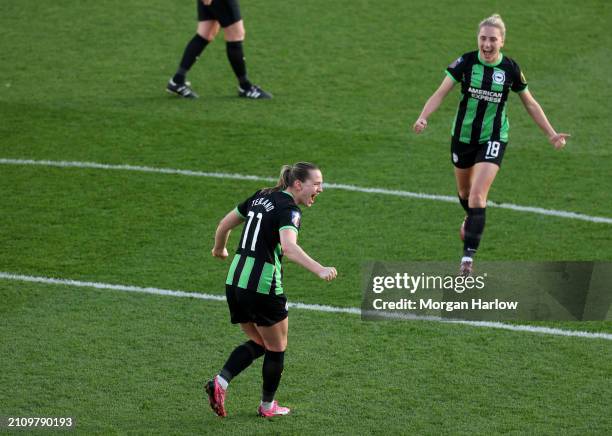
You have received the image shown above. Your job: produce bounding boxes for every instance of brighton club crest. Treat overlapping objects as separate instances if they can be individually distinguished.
[493,70,505,84]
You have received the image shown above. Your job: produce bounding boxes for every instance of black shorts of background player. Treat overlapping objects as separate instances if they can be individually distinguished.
[166,0,271,99]
[205,162,337,418]
[412,14,570,276]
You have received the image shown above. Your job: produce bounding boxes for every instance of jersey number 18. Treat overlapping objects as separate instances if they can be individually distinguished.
[485,141,500,159]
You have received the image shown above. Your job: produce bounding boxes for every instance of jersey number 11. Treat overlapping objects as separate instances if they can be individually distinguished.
[241,211,263,251]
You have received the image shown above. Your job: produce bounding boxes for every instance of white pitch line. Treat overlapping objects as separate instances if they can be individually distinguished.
[1,158,611,224]
[1,272,610,341]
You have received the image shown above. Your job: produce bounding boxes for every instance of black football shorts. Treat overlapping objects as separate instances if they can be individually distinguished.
[451,138,508,169]
[197,0,242,28]
[226,285,288,327]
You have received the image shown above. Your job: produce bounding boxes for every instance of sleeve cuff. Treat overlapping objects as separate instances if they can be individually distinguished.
[233,207,246,219]
[445,70,459,83]
[279,225,299,234]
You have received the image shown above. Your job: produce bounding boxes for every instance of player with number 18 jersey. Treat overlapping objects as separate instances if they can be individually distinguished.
[446,50,527,168]
[413,14,569,277]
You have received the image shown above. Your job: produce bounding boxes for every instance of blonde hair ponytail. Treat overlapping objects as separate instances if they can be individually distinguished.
[479,14,506,39]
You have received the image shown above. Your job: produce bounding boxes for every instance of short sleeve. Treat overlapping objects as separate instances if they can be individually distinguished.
[511,61,528,93]
[234,204,247,219]
[278,206,301,234]
[446,55,466,83]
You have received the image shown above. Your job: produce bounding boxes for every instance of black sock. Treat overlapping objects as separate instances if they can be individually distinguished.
[463,207,486,258]
[173,34,209,84]
[261,350,284,402]
[225,41,251,88]
[218,340,265,383]
[458,195,469,214]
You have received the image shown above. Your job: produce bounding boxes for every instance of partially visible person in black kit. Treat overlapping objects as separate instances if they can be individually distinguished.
[167,0,272,99]
[206,162,337,418]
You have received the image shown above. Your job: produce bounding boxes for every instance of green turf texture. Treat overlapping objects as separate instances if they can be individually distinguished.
[2,283,611,435]
[1,0,611,434]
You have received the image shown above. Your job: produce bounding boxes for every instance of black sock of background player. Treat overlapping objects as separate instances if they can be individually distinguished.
[225,41,252,89]
[458,194,470,214]
[218,340,265,383]
[261,350,284,402]
[173,34,209,84]
[463,207,486,258]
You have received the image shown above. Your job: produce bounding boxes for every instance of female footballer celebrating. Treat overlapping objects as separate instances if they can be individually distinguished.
[413,14,570,275]
[206,162,337,417]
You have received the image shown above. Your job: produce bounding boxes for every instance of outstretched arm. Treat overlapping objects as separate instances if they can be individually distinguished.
[211,210,244,260]
[280,229,337,281]
[413,75,457,133]
[519,89,570,149]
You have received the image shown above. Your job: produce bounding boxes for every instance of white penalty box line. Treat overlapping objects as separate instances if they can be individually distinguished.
[1,158,611,224]
[1,271,611,341]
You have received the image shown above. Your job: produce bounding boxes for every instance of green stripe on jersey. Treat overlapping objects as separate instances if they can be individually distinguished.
[225,254,241,285]
[257,262,275,294]
[279,225,298,233]
[478,67,507,142]
[491,67,505,92]
[238,256,255,289]
[470,63,484,88]
[274,244,283,294]
[480,100,498,142]
[500,106,509,142]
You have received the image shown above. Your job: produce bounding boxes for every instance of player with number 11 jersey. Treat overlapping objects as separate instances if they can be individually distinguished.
[226,189,302,296]
[206,162,337,419]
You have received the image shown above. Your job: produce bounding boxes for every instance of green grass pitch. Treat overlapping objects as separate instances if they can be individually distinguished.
[1,0,611,434]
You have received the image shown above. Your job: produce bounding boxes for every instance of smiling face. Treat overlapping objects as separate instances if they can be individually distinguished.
[293,169,323,207]
[478,25,504,63]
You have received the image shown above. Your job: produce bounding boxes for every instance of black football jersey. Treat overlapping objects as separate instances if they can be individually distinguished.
[446,51,528,144]
[225,190,302,295]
